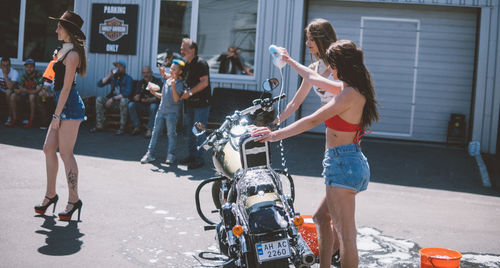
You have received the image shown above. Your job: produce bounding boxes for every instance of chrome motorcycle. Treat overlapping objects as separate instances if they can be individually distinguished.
[194,79,315,268]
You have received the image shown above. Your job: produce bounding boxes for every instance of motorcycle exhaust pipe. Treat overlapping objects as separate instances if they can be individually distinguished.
[295,234,316,265]
[291,245,309,268]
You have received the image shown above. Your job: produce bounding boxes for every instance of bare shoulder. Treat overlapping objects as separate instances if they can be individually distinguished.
[342,86,361,95]
[64,51,80,67]
[308,61,317,70]
[67,51,80,60]
[337,86,363,101]
[65,51,80,62]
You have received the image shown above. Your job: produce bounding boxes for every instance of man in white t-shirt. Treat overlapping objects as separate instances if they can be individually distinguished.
[1,57,20,125]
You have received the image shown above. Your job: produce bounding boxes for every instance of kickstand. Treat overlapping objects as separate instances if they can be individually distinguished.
[192,253,235,268]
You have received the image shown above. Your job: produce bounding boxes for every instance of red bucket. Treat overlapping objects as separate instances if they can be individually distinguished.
[298,215,319,256]
[420,248,462,268]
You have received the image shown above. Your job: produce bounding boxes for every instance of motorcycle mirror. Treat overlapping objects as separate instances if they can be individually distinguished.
[262,78,279,92]
[192,122,206,136]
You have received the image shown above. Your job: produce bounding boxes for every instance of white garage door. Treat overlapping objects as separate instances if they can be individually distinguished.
[301,1,477,142]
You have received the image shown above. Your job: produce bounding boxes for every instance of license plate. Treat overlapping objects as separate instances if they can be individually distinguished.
[255,238,291,262]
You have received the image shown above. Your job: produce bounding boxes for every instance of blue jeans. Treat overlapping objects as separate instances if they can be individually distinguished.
[148,112,178,156]
[184,105,210,163]
[128,102,159,129]
[322,144,370,192]
[55,86,85,121]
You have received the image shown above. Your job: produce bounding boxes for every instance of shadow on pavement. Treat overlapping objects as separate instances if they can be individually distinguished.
[34,215,84,256]
[1,125,498,196]
[275,134,500,197]
[149,161,212,181]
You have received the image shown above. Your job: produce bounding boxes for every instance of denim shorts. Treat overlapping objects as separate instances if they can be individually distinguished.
[322,144,370,192]
[55,86,85,121]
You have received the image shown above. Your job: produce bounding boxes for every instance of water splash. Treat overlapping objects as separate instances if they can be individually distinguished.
[356,227,500,267]
[461,254,500,267]
[276,67,288,173]
[154,210,168,214]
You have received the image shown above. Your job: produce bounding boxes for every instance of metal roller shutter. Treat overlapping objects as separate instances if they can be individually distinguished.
[302,1,477,142]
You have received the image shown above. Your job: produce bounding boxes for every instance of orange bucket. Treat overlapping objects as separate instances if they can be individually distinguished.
[420,248,462,268]
[298,215,319,256]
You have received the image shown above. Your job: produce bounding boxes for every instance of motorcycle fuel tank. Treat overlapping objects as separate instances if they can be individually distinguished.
[212,124,249,178]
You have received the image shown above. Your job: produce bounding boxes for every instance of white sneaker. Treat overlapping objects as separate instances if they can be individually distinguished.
[4,117,11,126]
[140,152,156,164]
[165,154,175,164]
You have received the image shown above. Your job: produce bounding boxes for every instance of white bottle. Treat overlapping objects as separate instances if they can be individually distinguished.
[269,45,286,69]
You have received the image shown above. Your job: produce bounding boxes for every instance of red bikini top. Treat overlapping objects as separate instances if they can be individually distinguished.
[325,115,370,144]
[325,115,361,132]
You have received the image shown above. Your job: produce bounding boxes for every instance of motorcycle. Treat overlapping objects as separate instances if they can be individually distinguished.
[194,78,315,268]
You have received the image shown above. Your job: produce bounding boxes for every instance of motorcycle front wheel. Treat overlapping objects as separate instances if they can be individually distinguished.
[212,179,222,209]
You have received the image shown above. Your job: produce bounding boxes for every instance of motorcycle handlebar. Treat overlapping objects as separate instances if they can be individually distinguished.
[198,93,286,150]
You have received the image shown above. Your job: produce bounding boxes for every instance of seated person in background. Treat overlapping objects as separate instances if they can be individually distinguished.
[217,46,253,75]
[10,59,43,128]
[92,60,133,135]
[1,57,20,126]
[128,66,163,138]
[37,80,56,129]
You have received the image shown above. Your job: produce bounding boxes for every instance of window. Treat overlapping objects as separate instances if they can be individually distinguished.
[197,0,257,76]
[156,0,192,67]
[0,0,21,58]
[24,0,74,62]
[155,0,259,77]
[0,0,74,63]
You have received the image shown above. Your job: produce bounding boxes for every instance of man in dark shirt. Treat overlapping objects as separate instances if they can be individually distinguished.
[179,38,211,169]
[128,66,163,137]
[217,46,252,75]
[92,60,133,135]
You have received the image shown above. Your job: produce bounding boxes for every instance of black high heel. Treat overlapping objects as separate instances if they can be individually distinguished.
[332,249,341,267]
[58,200,82,221]
[34,194,59,215]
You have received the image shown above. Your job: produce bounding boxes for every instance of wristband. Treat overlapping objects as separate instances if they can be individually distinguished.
[188,90,193,96]
[52,114,60,120]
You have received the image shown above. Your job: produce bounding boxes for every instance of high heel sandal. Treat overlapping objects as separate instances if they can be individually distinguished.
[34,194,59,215]
[58,200,82,221]
[332,249,341,267]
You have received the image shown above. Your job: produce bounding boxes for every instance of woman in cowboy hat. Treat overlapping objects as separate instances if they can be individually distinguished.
[34,11,87,222]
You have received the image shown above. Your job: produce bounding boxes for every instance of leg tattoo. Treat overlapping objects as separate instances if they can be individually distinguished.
[67,169,78,191]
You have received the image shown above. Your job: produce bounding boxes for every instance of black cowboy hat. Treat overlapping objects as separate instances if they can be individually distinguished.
[49,11,86,40]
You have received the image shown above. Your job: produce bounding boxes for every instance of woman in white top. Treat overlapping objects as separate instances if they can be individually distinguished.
[276,18,342,127]
[274,18,344,266]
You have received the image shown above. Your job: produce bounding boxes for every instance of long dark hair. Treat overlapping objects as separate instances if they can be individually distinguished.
[61,21,87,76]
[305,18,338,65]
[326,40,379,127]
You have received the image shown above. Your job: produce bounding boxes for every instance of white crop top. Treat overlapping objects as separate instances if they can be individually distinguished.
[312,60,338,105]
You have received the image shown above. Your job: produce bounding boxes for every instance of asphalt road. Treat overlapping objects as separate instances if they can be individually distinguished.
[1,126,499,267]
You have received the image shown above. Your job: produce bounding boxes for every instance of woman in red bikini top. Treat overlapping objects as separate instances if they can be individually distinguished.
[252,40,379,268]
